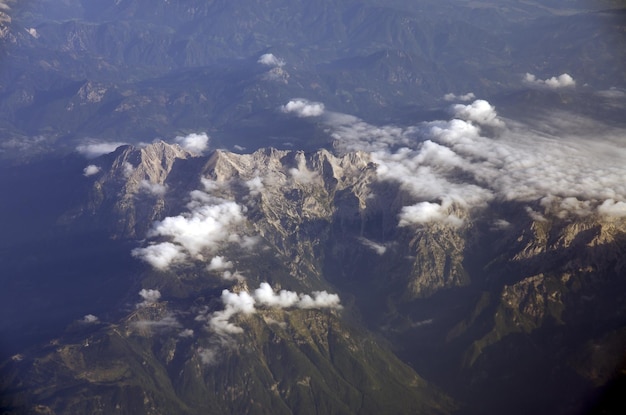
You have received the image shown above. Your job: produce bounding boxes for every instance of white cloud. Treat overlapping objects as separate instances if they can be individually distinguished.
[325,98,626,224]
[83,165,100,177]
[597,88,626,99]
[597,199,626,218]
[137,288,161,307]
[76,140,127,158]
[131,315,181,331]
[258,53,285,67]
[140,179,167,196]
[297,291,342,309]
[132,242,187,270]
[444,92,475,102]
[358,237,387,255]
[209,289,256,335]
[203,283,342,336]
[148,201,244,256]
[178,328,194,338]
[281,99,325,117]
[452,100,505,128]
[123,162,135,177]
[398,201,463,227]
[289,155,320,185]
[174,133,209,154]
[82,314,99,323]
[524,73,576,89]
[254,282,300,308]
[207,256,233,271]
[221,270,245,281]
[198,347,219,365]
[133,185,248,269]
[245,176,264,196]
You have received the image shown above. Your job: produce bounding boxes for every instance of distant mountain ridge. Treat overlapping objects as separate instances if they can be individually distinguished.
[1,0,625,157]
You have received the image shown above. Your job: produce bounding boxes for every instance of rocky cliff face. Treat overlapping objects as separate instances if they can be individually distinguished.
[2,141,626,415]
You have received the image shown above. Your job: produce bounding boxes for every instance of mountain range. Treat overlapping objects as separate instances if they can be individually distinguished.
[1,0,626,414]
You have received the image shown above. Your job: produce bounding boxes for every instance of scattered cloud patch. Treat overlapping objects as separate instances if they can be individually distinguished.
[209,290,256,335]
[131,315,181,331]
[197,283,342,342]
[398,201,463,227]
[326,98,626,224]
[83,164,100,177]
[175,133,209,154]
[289,155,320,184]
[245,176,264,196]
[524,73,576,89]
[281,99,325,117]
[82,314,99,323]
[137,288,161,307]
[132,242,186,270]
[207,256,233,271]
[76,140,127,158]
[358,237,387,255]
[221,270,245,281]
[596,87,626,99]
[444,92,475,102]
[258,53,285,67]
[132,181,248,269]
[452,99,505,128]
[178,328,195,338]
[254,283,300,308]
[140,179,167,196]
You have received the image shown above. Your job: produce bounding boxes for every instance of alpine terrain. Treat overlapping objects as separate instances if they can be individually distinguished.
[1,0,626,414]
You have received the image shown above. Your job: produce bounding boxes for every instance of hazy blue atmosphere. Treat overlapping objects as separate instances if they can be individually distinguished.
[1,1,626,414]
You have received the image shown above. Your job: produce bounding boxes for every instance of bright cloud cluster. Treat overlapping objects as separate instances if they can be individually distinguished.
[281,99,325,117]
[327,97,626,224]
[132,181,248,269]
[201,283,342,336]
[524,73,576,89]
[175,132,209,154]
[137,288,161,307]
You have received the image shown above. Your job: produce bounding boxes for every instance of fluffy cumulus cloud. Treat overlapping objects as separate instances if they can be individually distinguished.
[524,73,576,89]
[132,180,248,269]
[137,288,161,307]
[452,100,505,128]
[132,242,186,270]
[326,98,626,224]
[207,256,233,271]
[83,164,100,177]
[209,290,256,335]
[175,133,209,154]
[281,99,325,117]
[257,53,285,67]
[198,283,342,339]
[76,140,128,158]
